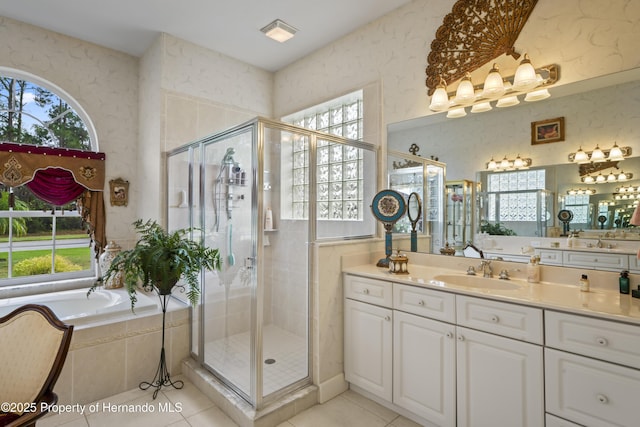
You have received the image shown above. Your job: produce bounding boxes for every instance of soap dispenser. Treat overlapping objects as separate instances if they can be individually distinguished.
[527,255,540,283]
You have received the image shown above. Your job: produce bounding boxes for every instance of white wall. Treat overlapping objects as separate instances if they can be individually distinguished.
[274,0,640,134]
[0,16,140,246]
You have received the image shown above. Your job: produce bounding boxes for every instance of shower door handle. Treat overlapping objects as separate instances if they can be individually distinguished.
[245,257,256,269]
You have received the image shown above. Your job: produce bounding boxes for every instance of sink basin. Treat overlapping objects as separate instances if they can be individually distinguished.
[432,274,523,291]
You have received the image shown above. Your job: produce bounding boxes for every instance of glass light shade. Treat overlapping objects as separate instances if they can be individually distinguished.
[595,173,606,183]
[471,102,492,113]
[608,143,624,161]
[446,107,467,118]
[568,189,576,195]
[591,146,606,162]
[487,157,498,170]
[619,187,627,193]
[585,189,594,195]
[524,88,550,102]
[481,64,505,98]
[513,155,527,169]
[618,171,628,181]
[499,156,511,169]
[573,148,589,163]
[583,175,595,184]
[454,73,476,105]
[513,54,538,90]
[496,96,519,108]
[607,171,617,182]
[429,86,450,111]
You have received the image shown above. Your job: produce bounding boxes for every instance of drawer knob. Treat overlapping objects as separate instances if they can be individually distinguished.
[597,394,609,404]
[384,315,391,321]
[596,337,608,346]
[362,288,370,295]
[418,299,425,306]
[446,332,454,338]
[457,335,465,342]
[490,315,500,323]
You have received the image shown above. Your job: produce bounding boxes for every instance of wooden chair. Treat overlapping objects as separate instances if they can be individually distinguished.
[0,304,74,427]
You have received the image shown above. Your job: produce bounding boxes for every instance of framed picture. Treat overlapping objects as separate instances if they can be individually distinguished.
[109,178,129,206]
[531,117,565,144]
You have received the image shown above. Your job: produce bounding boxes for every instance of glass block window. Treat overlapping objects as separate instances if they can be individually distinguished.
[564,194,590,224]
[486,169,546,222]
[283,90,364,220]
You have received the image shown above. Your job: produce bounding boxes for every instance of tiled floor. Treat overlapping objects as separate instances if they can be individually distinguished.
[204,324,307,396]
[39,376,422,427]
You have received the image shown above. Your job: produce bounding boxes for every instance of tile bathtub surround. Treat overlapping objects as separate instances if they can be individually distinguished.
[40,376,420,427]
[54,300,191,405]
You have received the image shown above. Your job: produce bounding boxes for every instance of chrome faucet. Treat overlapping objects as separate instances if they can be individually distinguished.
[478,260,493,278]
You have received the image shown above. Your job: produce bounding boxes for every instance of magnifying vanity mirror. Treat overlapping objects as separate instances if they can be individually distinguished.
[387,68,640,263]
[407,192,422,252]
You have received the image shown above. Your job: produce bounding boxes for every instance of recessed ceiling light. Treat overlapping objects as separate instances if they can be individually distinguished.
[260,19,297,43]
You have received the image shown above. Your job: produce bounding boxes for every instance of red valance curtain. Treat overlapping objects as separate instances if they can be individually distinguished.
[0,142,107,253]
[26,167,87,205]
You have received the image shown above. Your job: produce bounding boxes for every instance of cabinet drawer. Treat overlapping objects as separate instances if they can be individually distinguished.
[545,414,581,427]
[344,274,392,307]
[545,348,640,427]
[629,254,640,273]
[393,284,455,323]
[536,249,563,265]
[563,250,628,271]
[546,311,640,368]
[456,295,543,344]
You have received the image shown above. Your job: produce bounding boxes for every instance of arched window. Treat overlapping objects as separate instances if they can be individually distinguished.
[0,68,103,287]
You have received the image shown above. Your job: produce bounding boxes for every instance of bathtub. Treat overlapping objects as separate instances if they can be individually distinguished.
[0,287,159,326]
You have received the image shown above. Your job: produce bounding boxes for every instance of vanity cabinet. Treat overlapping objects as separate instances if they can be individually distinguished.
[344,274,544,427]
[344,276,393,401]
[545,311,640,426]
[455,296,544,427]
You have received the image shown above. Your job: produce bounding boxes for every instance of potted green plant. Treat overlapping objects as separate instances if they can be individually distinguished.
[89,218,220,309]
[88,219,220,398]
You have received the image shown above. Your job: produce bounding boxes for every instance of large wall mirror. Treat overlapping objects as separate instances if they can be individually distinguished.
[387,68,640,258]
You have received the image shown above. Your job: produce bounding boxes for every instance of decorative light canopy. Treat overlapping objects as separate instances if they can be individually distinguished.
[568,143,631,163]
[486,154,531,171]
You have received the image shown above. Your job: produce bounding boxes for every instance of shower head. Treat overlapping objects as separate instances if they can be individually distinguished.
[222,148,235,165]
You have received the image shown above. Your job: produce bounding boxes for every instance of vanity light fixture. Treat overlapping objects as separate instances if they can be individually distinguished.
[486,154,531,171]
[427,57,559,117]
[260,19,297,43]
[567,188,596,196]
[582,169,633,184]
[568,143,632,163]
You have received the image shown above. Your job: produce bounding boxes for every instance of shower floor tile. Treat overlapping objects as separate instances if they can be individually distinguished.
[204,324,308,396]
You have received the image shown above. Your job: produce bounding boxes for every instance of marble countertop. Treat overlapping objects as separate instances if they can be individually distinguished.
[343,264,640,325]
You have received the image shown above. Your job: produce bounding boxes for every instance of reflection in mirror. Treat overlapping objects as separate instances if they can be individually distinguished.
[388,69,640,259]
[387,150,445,253]
[407,192,422,251]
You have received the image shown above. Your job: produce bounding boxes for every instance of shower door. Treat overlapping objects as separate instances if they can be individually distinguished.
[201,126,256,401]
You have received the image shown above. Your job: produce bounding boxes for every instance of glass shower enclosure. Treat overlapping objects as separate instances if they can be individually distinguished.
[166,117,378,409]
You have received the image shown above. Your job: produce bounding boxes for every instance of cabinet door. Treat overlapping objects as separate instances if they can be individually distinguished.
[344,298,393,401]
[393,310,456,427]
[456,327,544,427]
[546,348,640,427]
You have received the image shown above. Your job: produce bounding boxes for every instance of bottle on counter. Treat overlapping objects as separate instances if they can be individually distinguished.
[527,255,540,283]
[579,274,590,292]
[619,270,630,294]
